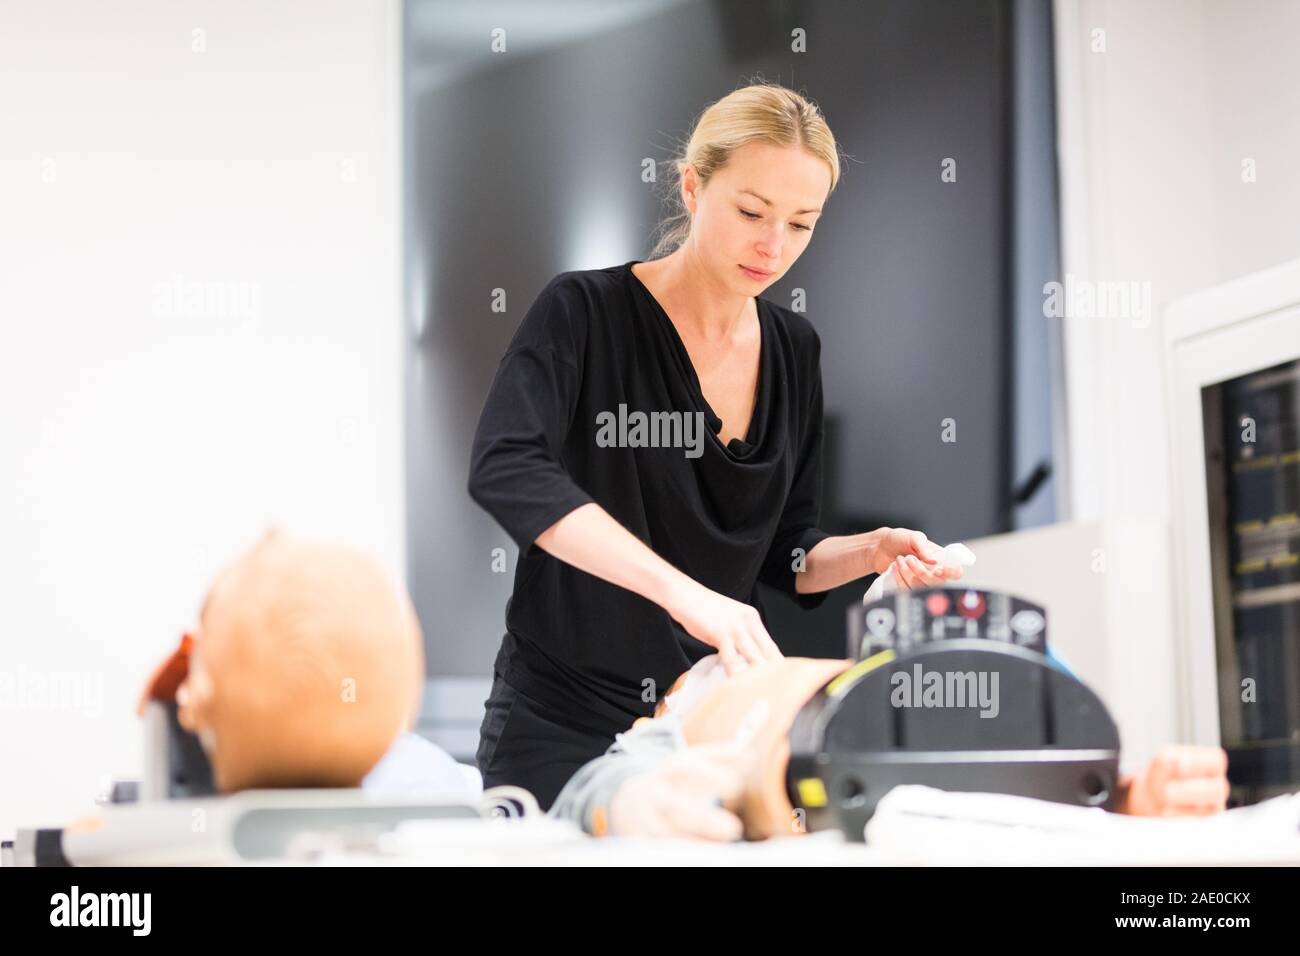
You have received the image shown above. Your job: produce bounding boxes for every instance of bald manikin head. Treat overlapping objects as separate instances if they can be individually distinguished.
[168,531,424,792]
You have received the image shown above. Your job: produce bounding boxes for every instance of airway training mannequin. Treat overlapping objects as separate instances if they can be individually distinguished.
[136,531,1227,831]
[137,529,465,794]
[548,655,1233,841]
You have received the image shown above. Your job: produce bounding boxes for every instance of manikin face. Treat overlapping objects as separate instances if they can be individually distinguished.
[679,140,831,294]
[171,531,424,793]
[671,656,854,840]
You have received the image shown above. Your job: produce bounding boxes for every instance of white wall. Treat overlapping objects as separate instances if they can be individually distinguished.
[0,1,403,840]
[1054,0,1300,522]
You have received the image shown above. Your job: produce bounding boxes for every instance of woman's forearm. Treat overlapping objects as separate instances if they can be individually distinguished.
[537,507,882,604]
[794,530,887,594]
[533,502,695,612]
[535,503,784,670]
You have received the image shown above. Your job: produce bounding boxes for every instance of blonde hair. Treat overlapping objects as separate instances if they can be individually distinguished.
[649,82,843,260]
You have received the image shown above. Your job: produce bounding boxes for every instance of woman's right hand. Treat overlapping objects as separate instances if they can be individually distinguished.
[662,578,783,675]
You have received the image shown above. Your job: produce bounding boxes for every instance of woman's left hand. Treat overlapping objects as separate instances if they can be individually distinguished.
[870,527,965,590]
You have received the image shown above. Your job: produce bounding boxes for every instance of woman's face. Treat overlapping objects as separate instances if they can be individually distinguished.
[682,140,830,294]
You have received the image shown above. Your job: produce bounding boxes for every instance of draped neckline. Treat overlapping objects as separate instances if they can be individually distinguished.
[624,259,772,460]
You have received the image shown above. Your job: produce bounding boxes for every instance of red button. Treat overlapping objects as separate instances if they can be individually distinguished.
[957,590,986,619]
[926,592,950,617]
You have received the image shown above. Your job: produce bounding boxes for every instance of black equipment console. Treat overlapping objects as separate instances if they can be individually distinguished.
[787,586,1122,841]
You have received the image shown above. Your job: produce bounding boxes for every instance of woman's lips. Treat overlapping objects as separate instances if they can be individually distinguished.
[740,265,773,280]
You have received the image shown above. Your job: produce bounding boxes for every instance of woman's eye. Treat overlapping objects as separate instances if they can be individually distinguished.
[740,208,811,232]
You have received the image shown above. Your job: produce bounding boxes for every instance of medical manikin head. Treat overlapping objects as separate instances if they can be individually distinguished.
[656,657,854,840]
[148,530,424,793]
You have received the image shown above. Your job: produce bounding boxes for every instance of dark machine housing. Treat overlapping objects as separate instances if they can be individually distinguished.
[787,586,1122,841]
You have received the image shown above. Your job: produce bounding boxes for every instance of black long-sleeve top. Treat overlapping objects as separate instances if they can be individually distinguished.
[467,259,830,739]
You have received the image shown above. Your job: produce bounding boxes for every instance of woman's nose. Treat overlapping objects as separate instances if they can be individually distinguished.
[755,229,783,260]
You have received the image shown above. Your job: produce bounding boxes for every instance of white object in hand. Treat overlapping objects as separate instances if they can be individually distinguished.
[862,542,977,606]
[662,653,731,718]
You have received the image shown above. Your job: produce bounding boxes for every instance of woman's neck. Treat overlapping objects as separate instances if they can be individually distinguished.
[643,248,753,343]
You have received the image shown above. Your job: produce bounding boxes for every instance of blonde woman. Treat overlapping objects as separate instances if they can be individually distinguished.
[467,83,963,809]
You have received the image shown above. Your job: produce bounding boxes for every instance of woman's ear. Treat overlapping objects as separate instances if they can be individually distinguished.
[680,162,700,215]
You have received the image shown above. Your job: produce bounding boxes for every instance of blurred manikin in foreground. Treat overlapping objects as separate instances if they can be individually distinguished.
[141,530,427,792]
